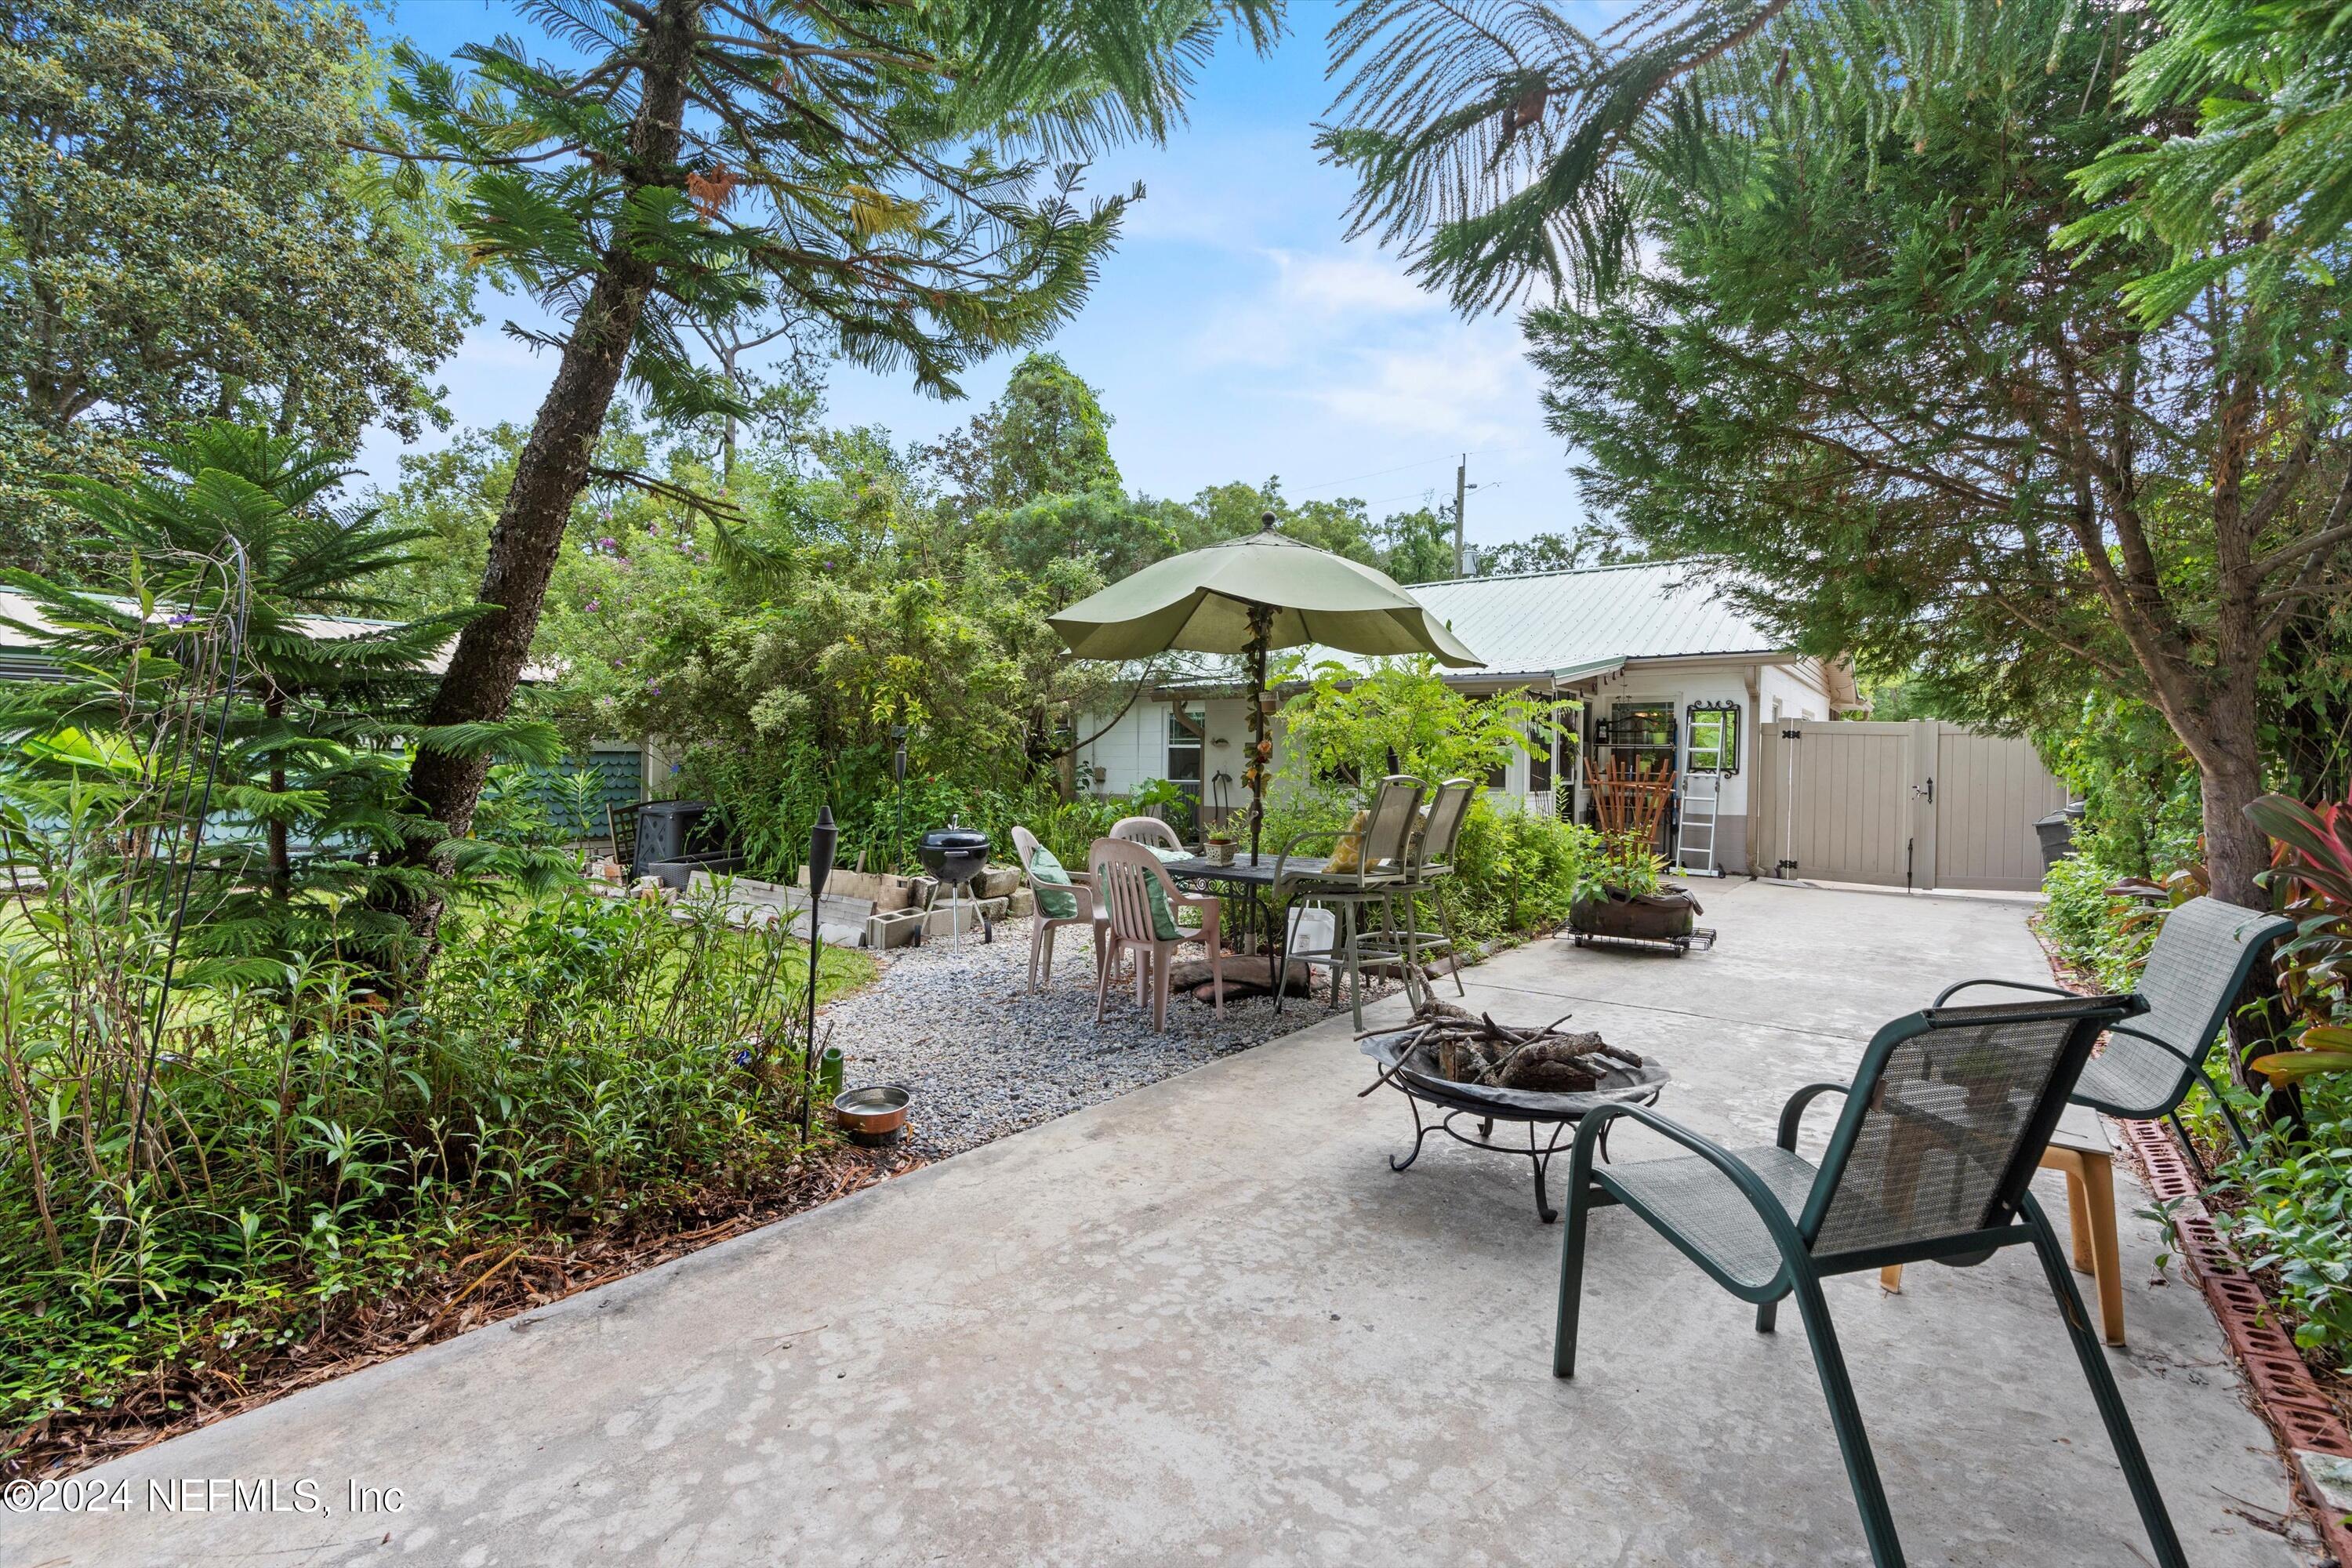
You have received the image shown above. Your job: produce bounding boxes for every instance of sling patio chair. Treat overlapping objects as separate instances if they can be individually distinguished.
[1933,895,2293,1174]
[1552,993,2185,1568]
[1386,776,1478,1000]
[1269,774,1425,1029]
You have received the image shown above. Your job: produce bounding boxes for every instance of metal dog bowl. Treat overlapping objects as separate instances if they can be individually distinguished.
[832,1083,911,1147]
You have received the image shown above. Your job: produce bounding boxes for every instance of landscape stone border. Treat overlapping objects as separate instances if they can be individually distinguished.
[2114,1114,2352,1560]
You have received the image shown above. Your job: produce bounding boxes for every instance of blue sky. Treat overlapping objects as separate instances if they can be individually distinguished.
[361,2,1587,551]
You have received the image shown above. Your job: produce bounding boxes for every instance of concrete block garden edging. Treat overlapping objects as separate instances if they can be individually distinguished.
[2114,1115,2352,1559]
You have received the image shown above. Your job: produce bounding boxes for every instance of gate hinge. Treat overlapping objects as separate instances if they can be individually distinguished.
[1781,728,1803,740]
[1776,858,1798,873]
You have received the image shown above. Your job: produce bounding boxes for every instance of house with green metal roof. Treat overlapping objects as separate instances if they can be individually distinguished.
[1073,560,1863,876]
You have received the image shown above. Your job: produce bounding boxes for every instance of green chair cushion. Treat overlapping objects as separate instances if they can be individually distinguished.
[1144,845,1188,940]
[1027,847,1081,921]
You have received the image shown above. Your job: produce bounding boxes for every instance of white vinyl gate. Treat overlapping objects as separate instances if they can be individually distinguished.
[1749,720,2070,892]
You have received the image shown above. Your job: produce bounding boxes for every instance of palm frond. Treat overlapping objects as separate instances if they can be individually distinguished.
[1320,0,1788,310]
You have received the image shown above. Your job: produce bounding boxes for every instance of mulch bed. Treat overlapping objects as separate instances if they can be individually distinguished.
[3,1145,921,1482]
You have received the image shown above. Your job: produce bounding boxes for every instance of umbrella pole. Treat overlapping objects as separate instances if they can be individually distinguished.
[1245,604,1273,863]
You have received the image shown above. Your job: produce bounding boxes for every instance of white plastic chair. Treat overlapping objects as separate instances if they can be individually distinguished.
[1010,825,1104,991]
[1109,815,1186,852]
[1090,837,1223,1032]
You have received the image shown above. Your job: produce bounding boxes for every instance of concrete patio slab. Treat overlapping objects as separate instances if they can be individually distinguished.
[6,881,2316,1566]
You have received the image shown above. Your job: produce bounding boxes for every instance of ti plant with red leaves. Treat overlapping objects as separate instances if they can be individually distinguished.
[2245,797,2352,1086]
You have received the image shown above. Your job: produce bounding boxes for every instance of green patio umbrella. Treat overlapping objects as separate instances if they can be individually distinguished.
[1050,514,1483,861]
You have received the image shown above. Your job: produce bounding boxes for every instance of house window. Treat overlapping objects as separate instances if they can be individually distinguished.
[1686,701,1741,775]
[1166,708,1203,798]
[1315,757,1361,789]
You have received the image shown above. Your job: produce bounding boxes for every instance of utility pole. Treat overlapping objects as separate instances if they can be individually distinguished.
[1452,454,1469,576]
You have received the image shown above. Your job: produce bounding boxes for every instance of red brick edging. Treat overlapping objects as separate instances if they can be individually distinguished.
[2114,1115,2352,1556]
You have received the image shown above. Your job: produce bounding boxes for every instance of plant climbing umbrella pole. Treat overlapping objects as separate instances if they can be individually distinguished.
[1049,514,1483,861]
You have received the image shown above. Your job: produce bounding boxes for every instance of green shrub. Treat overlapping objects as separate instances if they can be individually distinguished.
[2212,1119,2352,1358]
[2038,829,2162,991]
[0,877,870,1445]
[1437,802,1597,942]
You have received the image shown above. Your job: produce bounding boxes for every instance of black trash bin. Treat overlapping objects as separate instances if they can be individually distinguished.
[2035,803,2083,871]
[633,800,718,877]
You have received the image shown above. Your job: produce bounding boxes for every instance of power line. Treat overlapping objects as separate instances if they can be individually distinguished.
[1293,452,1478,495]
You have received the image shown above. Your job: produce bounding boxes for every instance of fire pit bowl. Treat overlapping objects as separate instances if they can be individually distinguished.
[831,1083,911,1147]
[1359,1025,1668,1223]
[916,825,990,891]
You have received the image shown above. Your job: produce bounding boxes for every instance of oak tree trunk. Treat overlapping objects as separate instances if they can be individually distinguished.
[390,1,700,949]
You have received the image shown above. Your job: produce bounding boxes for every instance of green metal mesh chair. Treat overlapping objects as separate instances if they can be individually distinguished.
[1270,775,1425,1029]
[1935,895,2292,1168]
[1552,994,2184,1568]
[1387,777,1478,1000]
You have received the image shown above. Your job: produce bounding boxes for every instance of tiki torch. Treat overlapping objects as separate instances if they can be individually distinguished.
[799,803,837,1140]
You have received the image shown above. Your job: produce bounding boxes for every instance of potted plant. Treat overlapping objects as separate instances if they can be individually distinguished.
[1568,832,1704,948]
[1204,830,1235,866]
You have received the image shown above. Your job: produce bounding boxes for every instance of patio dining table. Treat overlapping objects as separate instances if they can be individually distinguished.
[1157,851,1329,971]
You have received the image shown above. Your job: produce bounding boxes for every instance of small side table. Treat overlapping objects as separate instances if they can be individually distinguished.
[1879,1104,2125,1346]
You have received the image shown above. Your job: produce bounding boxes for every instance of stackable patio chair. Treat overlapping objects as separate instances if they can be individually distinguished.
[1388,777,1478,999]
[1270,775,1425,1029]
[1552,993,2185,1568]
[1090,837,1224,1033]
[1109,815,1187,851]
[1010,825,1103,993]
[1934,895,2293,1174]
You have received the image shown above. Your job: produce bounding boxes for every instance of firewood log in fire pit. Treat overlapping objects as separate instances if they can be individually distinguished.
[1373,998,1646,1094]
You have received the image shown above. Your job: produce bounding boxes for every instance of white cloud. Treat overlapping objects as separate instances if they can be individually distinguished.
[1186,245,1447,372]
[1266,250,1439,318]
[1312,334,1543,446]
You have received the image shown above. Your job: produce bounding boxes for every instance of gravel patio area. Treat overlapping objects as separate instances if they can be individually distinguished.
[823,916,1395,1156]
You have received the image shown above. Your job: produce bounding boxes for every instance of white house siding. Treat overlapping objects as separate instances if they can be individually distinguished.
[1757,660,1830,724]
[1079,659,1798,873]
[1076,700,1163,797]
[1574,660,1769,873]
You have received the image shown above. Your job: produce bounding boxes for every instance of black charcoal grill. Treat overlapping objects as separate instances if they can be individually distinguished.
[916,825,991,947]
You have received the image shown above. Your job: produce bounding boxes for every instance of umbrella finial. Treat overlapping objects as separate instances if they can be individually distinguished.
[1259,510,1277,532]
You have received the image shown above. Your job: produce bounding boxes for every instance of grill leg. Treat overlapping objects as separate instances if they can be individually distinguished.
[1528,1120,1564,1224]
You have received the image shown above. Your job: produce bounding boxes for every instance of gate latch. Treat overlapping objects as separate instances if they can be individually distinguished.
[1912,778,1935,803]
